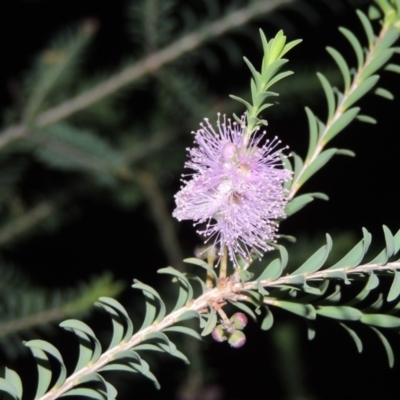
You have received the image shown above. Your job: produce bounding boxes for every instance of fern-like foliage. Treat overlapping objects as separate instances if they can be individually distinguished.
[0,261,124,360]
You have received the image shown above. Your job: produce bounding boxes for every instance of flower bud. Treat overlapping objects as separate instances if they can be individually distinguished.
[212,325,228,342]
[228,330,246,348]
[230,312,248,330]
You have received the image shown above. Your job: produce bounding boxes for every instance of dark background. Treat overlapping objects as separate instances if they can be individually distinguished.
[1,0,400,399]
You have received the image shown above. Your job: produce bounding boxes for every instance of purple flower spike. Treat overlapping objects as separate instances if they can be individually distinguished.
[173,114,291,267]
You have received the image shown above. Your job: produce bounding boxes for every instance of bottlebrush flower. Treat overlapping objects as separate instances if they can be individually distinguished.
[173,114,291,266]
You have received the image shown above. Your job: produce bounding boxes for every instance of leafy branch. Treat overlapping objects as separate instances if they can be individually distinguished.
[286,2,400,205]
[2,226,400,399]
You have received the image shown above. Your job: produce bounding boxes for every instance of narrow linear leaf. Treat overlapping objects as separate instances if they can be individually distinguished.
[316,306,362,321]
[60,320,102,364]
[25,347,51,398]
[163,326,202,341]
[375,87,394,100]
[326,47,351,92]
[385,63,400,73]
[62,387,105,399]
[361,314,400,328]
[298,148,338,186]
[339,27,364,69]
[4,369,22,400]
[317,72,335,121]
[132,281,166,328]
[356,114,377,124]
[356,10,375,48]
[342,75,379,109]
[324,107,359,144]
[261,307,274,331]
[370,327,395,368]
[330,228,371,269]
[293,234,332,275]
[26,340,67,390]
[361,49,394,79]
[0,380,19,400]
[285,192,328,217]
[184,258,218,282]
[388,270,400,302]
[305,107,319,161]
[273,300,316,320]
[307,321,316,340]
[229,299,257,320]
[339,323,363,353]
[201,309,217,337]
[258,258,283,281]
[98,297,133,344]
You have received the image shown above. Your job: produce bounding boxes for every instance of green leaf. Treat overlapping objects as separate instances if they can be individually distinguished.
[388,270,400,302]
[323,285,342,304]
[229,299,257,320]
[175,310,201,323]
[342,75,380,109]
[0,379,19,400]
[25,347,51,398]
[298,148,338,186]
[307,321,316,340]
[356,10,375,49]
[370,327,395,368]
[305,107,319,161]
[201,309,217,336]
[316,306,362,321]
[317,72,335,121]
[4,369,22,400]
[62,387,105,399]
[324,107,359,143]
[361,49,394,79]
[97,297,133,344]
[293,234,332,274]
[356,114,377,124]
[371,225,395,264]
[258,258,283,281]
[60,319,102,368]
[243,56,261,86]
[278,245,289,270]
[385,63,400,73]
[326,47,351,92]
[339,27,364,70]
[330,228,371,269]
[184,258,218,282]
[26,339,67,391]
[339,323,363,353]
[273,300,316,319]
[285,193,328,217]
[261,307,274,331]
[163,326,202,341]
[366,272,379,290]
[158,267,193,310]
[375,87,394,100]
[229,94,252,111]
[132,281,166,328]
[361,314,400,328]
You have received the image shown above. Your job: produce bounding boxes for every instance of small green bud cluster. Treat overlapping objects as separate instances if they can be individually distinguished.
[211,312,248,348]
